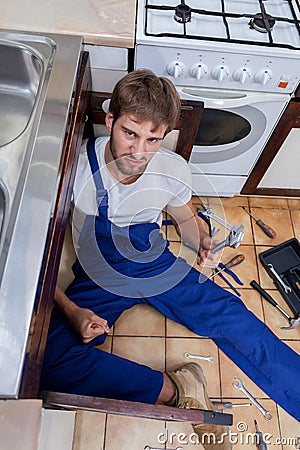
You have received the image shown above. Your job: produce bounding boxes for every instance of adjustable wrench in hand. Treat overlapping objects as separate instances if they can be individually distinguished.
[200,205,244,253]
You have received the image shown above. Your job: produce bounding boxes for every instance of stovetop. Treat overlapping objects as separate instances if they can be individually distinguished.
[140,0,300,50]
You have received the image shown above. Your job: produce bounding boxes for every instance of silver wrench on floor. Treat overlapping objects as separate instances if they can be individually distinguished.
[144,447,184,450]
[184,352,214,362]
[267,263,292,293]
[233,378,272,421]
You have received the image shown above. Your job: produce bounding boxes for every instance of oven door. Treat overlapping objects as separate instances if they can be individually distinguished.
[177,86,290,176]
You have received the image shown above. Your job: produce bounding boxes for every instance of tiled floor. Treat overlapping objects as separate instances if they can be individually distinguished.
[72,196,300,450]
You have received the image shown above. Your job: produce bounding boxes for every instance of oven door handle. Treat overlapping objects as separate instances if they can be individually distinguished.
[177,87,290,108]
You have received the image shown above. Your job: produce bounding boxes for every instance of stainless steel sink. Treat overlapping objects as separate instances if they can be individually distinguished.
[0,32,55,258]
[0,30,83,398]
[0,41,43,146]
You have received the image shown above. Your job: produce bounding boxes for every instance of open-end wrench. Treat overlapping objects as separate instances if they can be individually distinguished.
[184,352,214,363]
[267,263,292,293]
[144,447,184,450]
[233,378,272,421]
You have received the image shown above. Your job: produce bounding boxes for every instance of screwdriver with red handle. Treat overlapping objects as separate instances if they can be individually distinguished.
[209,254,245,279]
[242,207,276,238]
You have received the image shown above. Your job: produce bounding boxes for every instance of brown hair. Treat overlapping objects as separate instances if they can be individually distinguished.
[109,69,181,134]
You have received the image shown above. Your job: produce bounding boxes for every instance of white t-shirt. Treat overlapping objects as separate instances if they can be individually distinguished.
[71,136,192,243]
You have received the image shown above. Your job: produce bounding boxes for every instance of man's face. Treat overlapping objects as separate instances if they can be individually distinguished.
[105,112,168,178]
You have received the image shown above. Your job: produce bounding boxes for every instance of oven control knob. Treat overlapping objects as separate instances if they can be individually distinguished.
[211,65,230,82]
[233,67,251,84]
[189,63,208,80]
[166,61,185,78]
[254,69,273,85]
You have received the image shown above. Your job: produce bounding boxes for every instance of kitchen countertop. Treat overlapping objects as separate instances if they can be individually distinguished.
[0,0,136,48]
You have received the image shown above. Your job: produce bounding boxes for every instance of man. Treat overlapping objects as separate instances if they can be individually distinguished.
[41,70,300,446]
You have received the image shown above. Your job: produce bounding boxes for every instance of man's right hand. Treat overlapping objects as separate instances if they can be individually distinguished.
[54,285,110,343]
[70,307,110,343]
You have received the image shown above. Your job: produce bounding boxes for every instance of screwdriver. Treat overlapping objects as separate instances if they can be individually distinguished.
[209,254,245,279]
[254,420,267,449]
[242,207,276,238]
[212,401,252,411]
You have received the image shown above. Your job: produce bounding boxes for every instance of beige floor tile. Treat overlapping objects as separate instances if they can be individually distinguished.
[167,223,181,241]
[262,290,300,340]
[167,318,201,338]
[214,245,258,290]
[192,195,208,206]
[248,197,288,209]
[114,304,165,336]
[220,205,254,245]
[281,339,300,353]
[287,198,300,209]
[277,407,300,449]
[112,336,165,372]
[164,421,205,449]
[95,335,113,353]
[73,411,106,450]
[227,399,280,449]
[250,207,293,245]
[239,288,265,322]
[291,210,300,240]
[166,338,220,398]
[104,415,165,450]
[212,195,249,207]
[219,351,269,399]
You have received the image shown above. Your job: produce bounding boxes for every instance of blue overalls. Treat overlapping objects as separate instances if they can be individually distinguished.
[41,138,300,421]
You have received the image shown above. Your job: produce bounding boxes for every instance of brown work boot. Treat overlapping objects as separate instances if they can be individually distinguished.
[167,363,231,450]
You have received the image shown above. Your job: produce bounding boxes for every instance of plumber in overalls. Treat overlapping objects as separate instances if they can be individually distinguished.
[41,70,300,446]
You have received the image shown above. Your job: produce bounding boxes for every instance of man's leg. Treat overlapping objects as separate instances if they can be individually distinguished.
[143,251,300,421]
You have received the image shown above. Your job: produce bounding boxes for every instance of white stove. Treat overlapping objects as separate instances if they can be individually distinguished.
[135,0,300,196]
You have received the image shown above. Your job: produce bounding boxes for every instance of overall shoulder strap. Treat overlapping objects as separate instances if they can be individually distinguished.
[86,137,108,207]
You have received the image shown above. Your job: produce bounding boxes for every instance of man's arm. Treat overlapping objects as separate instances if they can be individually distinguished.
[54,285,110,343]
[167,200,220,267]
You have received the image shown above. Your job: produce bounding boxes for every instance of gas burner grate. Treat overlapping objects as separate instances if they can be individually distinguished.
[144,0,300,50]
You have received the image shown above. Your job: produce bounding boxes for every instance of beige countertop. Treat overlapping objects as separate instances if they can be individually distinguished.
[0,0,136,48]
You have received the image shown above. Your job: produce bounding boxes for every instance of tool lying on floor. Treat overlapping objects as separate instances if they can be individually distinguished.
[250,280,300,330]
[200,204,244,253]
[254,420,268,450]
[209,254,245,279]
[242,207,276,239]
[212,401,252,411]
[232,378,272,421]
[184,352,214,362]
[145,447,184,450]
[217,261,244,285]
[144,447,183,450]
[214,270,242,296]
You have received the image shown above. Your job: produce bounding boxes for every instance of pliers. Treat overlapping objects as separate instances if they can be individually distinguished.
[217,262,244,285]
[214,270,242,297]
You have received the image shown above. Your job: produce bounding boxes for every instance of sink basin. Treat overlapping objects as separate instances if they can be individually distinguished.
[0,41,43,147]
